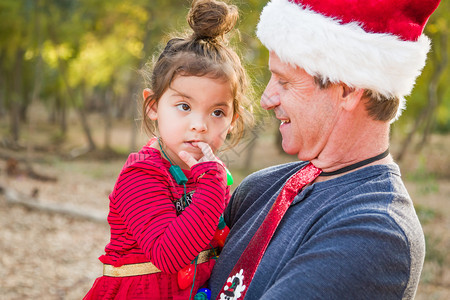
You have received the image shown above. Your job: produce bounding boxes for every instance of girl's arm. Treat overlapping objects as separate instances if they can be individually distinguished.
[111,160,227,273]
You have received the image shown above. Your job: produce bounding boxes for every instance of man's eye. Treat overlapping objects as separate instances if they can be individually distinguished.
[176,103,190,111]
[278,80,288,86]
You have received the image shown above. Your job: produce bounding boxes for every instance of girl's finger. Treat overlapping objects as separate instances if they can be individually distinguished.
[197,142,216,161]
[179,151,198,168]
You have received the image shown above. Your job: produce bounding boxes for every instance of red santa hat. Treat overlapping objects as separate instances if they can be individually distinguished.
[256,0,441,120]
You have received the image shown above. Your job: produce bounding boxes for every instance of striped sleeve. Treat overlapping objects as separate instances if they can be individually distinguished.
[111,161,227,273]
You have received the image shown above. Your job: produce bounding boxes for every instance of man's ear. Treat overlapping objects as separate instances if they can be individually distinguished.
[340,84,364,112]
[143,88,158,120]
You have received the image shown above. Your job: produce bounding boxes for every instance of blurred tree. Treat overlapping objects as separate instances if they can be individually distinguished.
[231,0,273,169]
[0,0,447,162]
[42,0,96,151]
[395,1,449,161]
[0,0,36,145]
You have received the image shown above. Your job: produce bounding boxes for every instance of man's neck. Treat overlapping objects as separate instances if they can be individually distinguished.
[310,113,392,179]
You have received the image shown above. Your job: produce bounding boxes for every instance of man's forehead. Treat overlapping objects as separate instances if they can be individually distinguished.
[268,51,282,67]
[269,52,289,74]
[269,52,305,77]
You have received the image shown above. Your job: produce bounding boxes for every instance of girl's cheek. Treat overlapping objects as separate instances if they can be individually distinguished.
[211,138,224,152]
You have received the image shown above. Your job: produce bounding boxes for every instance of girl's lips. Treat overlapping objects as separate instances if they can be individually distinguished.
[185,141,201,149]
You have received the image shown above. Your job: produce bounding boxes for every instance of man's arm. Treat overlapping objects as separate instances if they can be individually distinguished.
[260,212,415,299]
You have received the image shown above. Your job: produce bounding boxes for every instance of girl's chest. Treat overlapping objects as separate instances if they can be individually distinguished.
[168,183,197,215]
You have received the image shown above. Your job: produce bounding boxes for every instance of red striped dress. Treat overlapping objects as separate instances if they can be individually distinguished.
[84,140,229,299]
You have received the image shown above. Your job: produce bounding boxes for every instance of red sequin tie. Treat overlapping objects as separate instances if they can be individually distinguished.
[216,163,321,300]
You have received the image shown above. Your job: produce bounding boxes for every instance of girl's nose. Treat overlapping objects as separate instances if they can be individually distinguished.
[190,116,207,132]
[260,77,280,110]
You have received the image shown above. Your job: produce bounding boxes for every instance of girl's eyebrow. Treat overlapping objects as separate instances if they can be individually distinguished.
[169,87,192,99]
[214,101,233,108]
[170,86,232,108]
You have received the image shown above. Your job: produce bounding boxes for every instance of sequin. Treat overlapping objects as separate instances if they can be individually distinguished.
[217,163,321,299]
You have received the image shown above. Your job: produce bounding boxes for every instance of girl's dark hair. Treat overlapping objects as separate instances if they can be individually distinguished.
[141,0,253,147]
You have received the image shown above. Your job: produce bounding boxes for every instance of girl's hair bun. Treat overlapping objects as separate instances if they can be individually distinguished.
[188,0,238,41]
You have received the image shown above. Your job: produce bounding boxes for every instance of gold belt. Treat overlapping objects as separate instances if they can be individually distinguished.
[103,248,218,277]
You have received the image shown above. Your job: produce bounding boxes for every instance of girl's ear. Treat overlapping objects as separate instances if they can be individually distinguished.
[143,88,158,120]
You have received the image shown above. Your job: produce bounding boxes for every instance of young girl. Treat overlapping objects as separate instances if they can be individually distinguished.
[83,0,252,299]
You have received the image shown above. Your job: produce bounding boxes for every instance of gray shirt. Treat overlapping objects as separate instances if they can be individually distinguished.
[209,162,425,299]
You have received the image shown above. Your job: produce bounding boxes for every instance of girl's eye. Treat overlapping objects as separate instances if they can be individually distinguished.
[176,103,190,111]
[212,109,225,117]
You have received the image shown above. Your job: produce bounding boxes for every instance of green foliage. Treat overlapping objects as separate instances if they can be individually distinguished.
[398,1,450,131]
[424,234,446,267]
[0,0,448,143]
[406,155,440,195]
[436,83,450,132]
[415,204,437,224]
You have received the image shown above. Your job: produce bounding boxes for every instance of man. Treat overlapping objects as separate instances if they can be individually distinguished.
[209,0,441,299]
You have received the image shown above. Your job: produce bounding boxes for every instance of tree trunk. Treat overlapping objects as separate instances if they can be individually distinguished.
[59,94,68,135]
[48,25,96,152]
[2,185,106,223]
[78,86,96,151]
[103,88,113,150]
[9,101,20,143]
[10,50,25,144]
[56,57,96,151]
[27,0,44,163]
[0,52,5,118]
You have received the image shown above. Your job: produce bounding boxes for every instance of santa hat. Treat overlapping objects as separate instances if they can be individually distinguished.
[256,0,441,120]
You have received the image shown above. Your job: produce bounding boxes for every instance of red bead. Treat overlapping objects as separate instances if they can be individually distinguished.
[177,263,195,290]
[213,225,230,248]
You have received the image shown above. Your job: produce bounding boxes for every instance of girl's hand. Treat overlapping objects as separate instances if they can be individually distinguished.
[179,142,221,169]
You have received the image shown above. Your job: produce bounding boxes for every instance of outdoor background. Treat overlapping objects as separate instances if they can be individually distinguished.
[0,0,449,299]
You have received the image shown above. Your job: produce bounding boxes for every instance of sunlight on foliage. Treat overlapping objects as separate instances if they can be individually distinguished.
[42,41,74,68]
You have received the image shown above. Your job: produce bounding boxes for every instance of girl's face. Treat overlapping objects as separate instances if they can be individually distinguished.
[146,75,235,169]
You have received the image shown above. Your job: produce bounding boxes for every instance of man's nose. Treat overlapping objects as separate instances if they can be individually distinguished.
[260,78,280,110]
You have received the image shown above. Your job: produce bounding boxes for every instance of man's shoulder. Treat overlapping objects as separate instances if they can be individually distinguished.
[229,161,306,213]
[241,161,307,186]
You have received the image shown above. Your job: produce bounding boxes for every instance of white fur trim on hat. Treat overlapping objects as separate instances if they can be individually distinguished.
[256,0,432,120]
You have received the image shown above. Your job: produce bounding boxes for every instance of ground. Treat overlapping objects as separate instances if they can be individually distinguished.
[0,114,449,299]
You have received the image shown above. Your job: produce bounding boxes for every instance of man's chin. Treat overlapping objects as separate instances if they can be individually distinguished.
[282,144,311,161]
[281,142,297,156]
